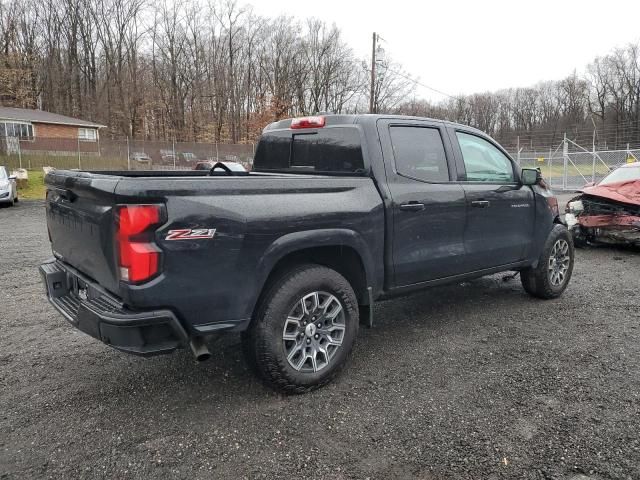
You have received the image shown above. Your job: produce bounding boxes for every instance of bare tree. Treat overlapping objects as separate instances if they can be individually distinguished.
[1,0,638,148]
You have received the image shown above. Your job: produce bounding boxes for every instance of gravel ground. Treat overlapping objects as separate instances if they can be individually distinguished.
[1,200,639,480]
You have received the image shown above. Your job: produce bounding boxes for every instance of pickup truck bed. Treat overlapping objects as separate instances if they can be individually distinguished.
[43,168,384,351]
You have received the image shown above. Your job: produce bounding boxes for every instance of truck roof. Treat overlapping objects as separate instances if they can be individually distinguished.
[263,114,485,136]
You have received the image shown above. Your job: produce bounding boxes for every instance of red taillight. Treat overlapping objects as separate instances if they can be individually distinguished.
[117,205,162,283]
[291,116,325,129]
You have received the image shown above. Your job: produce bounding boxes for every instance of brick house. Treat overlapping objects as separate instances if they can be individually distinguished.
[0,106,105,156]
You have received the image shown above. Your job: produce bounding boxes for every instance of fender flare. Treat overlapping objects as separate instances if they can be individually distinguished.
[244,229,376,318]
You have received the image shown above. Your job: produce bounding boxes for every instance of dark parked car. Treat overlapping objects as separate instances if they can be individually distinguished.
[159,150,200,166]
[40,114,573,393]
[181,152,198,163]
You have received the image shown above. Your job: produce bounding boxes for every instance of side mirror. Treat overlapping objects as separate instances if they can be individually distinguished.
[521,168,540,186]
[8,175,17,180]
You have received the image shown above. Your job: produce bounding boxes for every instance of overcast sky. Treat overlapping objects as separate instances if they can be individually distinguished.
[251,0,640,101]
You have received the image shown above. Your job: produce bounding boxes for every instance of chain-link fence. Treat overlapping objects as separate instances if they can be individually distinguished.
[2,134,638,191]
[0,136,255,172]
[511,139,640,191]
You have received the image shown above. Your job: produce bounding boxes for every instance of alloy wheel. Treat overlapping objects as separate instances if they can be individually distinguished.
[282,291,346,373]
[548,239,570,286]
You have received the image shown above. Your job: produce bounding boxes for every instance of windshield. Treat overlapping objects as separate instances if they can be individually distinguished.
[0,167,7,179]
[599,165,640,185]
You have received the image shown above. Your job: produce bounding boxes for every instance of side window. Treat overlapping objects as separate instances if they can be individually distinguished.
[389,126,450,182]
[456,132,514,182]
[78,128,97,142]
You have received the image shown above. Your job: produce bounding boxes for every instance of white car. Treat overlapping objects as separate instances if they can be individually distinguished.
[0,166,18,206]
[131,152,152,165]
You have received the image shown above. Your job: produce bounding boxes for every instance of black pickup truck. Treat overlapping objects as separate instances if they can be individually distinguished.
[40,114,574,393]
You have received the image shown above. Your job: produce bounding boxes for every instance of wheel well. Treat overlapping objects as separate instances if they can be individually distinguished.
[261,246,368,306]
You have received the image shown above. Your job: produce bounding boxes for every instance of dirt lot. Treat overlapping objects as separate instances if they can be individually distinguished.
[1,200,639,480]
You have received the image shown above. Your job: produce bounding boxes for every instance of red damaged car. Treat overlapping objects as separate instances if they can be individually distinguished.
[565,162,640,247]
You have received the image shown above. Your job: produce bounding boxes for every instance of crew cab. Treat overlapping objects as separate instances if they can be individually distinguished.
[40,115,574,393]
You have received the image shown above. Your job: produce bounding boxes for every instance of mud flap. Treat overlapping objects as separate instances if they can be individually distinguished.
[359,287,374,328]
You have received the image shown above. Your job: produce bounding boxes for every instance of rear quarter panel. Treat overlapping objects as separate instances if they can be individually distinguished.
[114,176,384,332]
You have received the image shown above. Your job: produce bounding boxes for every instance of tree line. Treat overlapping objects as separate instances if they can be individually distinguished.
[1,0,639,150]
[0,0,413,142]
[397,44,640,151]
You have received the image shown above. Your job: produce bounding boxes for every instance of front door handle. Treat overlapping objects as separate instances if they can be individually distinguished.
[470,200,490,208]
[399,202,425,212]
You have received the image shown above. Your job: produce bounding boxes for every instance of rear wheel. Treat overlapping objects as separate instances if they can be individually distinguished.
[243,264,359,394]
[521,224,574,299]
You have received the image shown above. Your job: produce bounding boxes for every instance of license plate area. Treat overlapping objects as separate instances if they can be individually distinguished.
[70,275,89,300]
[44,263,96,302]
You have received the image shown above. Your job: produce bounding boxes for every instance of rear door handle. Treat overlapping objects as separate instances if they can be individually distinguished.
[470,200,490,208]
[399,202,425,212]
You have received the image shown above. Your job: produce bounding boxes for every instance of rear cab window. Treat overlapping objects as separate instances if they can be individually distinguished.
[253,127,365,174]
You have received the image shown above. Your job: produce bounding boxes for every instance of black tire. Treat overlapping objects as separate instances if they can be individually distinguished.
[243,264,359,394]
[521,224,575,299]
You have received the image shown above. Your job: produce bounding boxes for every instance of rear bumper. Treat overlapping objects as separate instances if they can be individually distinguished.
[39,259,189,356]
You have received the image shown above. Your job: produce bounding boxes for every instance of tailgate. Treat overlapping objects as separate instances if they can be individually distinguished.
[45,170,121,294]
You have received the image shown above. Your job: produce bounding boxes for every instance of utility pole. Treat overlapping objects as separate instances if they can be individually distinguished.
[126,136,131,171]
[562,132,568,191]
[369,32,377,114]
[592,129,596,183]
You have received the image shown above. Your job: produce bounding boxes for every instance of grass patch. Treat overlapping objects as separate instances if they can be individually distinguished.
[1,154,127,171]
[519,160,612,179]
[17,170,47,200]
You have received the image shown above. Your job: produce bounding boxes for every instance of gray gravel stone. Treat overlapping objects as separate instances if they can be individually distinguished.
[1,200,639,479]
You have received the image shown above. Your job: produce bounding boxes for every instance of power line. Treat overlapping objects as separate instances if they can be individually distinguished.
[367,35,640,147]
[382,65,462,101]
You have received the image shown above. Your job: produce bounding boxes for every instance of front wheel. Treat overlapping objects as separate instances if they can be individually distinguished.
[243,264,359,394]
[521,224,575,299]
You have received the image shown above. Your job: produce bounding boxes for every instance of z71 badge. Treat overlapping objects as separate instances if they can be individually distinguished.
[165,228,216,241]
